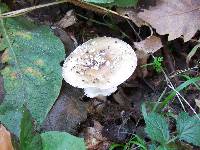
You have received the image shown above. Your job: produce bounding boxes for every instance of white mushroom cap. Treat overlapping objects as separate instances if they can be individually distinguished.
[62,37,137,98]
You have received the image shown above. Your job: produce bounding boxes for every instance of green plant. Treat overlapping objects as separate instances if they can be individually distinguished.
[142,104,200,149]
[160,76,200,109]
[109,104,200,150]
[180,75,200,91]
[152,57,163,73]
[109,134,147,150]
[141,56,163,73]
[15,105,86,150]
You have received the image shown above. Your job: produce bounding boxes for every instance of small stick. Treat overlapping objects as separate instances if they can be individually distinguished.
[162,46,180,85]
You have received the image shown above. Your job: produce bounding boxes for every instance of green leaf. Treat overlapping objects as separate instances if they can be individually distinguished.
[0,3,64,127]
[83,0,114,3]
[161,77,200,109]
[112,0,138,7]
[151,144,177,150]
[0,106,43,149]
[149,144,157,150]
[20,106,42,150]
[83,0,138,7]
[144,113,170,144]
[176,112,200,146]
[41,131,86,150]
[0,111,22,136]
[186,42,200,64]
[156,145,170,150]
[109,144,125,150]
[127,134,147,150]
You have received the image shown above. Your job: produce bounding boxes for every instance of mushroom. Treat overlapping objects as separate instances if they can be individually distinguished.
[62,37,137,98]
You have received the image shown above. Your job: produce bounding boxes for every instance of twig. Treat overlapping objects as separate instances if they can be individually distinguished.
[0,0,130,20]
[0,1,67,18]
[151,54,187,113]
[126,19,142,41]
[162,46,180,85]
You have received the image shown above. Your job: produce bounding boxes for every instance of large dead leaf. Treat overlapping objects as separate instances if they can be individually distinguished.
[134,36,163,77]
[138,0,200,42]
[0,124,14,150]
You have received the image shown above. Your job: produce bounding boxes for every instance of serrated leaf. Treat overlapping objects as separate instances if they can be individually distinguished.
[20,106,42,150]
[176,112,200,146]
[41,131,86,150]
[144,113,170,144]
[0,2,64,128]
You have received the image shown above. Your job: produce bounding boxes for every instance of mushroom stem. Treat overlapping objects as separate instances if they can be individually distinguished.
[84,87,117,98]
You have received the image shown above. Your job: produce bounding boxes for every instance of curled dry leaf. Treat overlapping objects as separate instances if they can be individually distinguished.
[0,125,14,150]
[134,35,163,54]
[134,36,163,77]
[56,10,77,28]
[138,0,200,42]
[83,121,109,150]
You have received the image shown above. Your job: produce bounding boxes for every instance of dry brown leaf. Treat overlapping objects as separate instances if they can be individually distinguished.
[135,50,149,77]
[134,35,163,77]
[0,125,14,150]
[57,10,77,28]
[138,0,200,42]
[195,99,200,110]
[116,8,145,27]
[83,121,108,150]
[134,35,163,54]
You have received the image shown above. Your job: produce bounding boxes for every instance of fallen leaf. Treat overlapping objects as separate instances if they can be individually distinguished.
[0,124,14,150]
[138,0,200,42]
[134,35,162,54]
[195,99,200,110]
[83,121,108,150]
[42,83,88,134]
[134,36,163,77]
[135,50,149,77]
[116,8,145,27]
[56,10,77,28]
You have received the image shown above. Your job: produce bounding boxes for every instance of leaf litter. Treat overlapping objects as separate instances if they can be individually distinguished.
[138,0,200,42]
